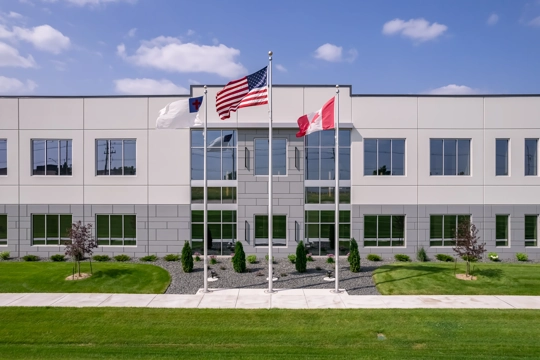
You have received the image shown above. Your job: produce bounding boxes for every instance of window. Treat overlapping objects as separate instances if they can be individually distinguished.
[305,187,350,204]
[0,139,6,175]
[191,187,237,204]
[525,215,537,247]
[363,215,405,246]
[32,214,72,245]
[0,214,6,245]
[96,214,136,246]
[32,140,72,176]
[191,210,236,255]
[191,130,236,180]
[305,130,350,180]
[430,139,470,176]
[304,210,350,255]
[96,139,136,176]
[254,138,287,175]
[254,215,287,246]
[496,139,509,176]
[364,139,405,176]
[430,215,470,246]
[496,215,509,247]
[525,139,537,176]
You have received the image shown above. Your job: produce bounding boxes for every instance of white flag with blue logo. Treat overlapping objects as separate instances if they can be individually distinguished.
[156,96,204,129]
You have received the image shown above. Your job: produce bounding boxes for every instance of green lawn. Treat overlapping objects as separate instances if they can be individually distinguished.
[374,262,540,295]
[0,262,170,294]
[0,308,539,359]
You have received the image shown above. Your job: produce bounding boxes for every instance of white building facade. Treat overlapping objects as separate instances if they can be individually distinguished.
[1,85,539,260]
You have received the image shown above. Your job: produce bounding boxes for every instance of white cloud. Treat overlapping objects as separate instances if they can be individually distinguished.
[186,29,195,36]
[427,84,479,95]
[13,25,70,53]
[0,76,37,94]
[487,13,499,25]
[114,78,188,95]
[8,11,24,19]
[117,37,247,78]
[313,43,357,62]
[127,27,136,37]
[382,18,448,42]
[0,41,36,67]
[48,0,136,6]
[529,16,540,27]
[275,64,287,72]
[19,0,35,5]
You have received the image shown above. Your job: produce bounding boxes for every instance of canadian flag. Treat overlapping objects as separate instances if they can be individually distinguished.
[295,97,335,138]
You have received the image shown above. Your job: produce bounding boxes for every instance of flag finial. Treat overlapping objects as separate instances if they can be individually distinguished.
[268,50,273,56]
[204,85,207,94]
[336,84,339,94]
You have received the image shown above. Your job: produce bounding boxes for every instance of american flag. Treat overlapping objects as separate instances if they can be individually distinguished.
[216,67,268,120]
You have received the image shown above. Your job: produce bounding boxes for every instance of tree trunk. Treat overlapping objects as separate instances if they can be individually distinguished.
[90,258,93,275]
[466,261,470,277]
[78,260,81,276]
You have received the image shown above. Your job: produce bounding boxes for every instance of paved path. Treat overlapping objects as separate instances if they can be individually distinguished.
[1,289,540,309]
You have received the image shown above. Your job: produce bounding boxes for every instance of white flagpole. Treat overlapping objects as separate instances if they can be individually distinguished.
[203,85,209,293]
[333,84,341,293]
[267,51,275,293]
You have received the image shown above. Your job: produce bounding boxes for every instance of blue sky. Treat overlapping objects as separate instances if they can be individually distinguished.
[0,0,539,96]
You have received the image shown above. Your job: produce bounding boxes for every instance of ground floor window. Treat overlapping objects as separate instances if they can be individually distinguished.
[254,215,287,246]
[363,215,405,247]
[96,214,136,246]
[304,210,350,255]
[430,215,470,246]
[32,214,72,245]
[496,215,509,247]
[191,210,236,255]
[525,215,537,247]
[0,214,7,245]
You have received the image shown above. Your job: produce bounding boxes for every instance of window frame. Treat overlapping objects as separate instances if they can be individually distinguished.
[31,139,73,176]
[95,139,137,176]
[95,214,137,246]
[0,139,6,176]
[495,214,510,247]
[495,139,509,176]
[0,214,7,246]
[363,138,406,176]
[31,214,72,246]
[430,138,471,176]
[254,137,288,176]
[524,139,538,176]
[191,210,237,254]
[304,210,351,242]
[304,129,351,181]
[363,215,405,247]
[429,214,471,247]
[190,129,237,181]
[254,214,288,247]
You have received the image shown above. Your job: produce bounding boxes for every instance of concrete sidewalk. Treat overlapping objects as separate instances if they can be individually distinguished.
[1,289,540,309]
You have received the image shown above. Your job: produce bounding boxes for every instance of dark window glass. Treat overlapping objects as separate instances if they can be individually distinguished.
[0,214,7,245]
[339,147,351,180]
[430,139,443,176]
[364,139,377,175]
[305,187,320,204]
[495,215,508,247]
[443,140,457,176]
[59,140,73,176]
[46,140,59,175]
[109,140,123,175]
[339,187,351,204]
[96,140,108,176]
[320,148,335,180]
[0,139,6,176]
[254,138,287,175]
[525,139,538,176]
[430,215,443,239]
[525,215,537,247]
[320,187,335,204]
[496,139,509,176]
[364,215,405,246]
[123,140,136,175]
[364,216,377,239]
[305,148,320,180]
[457,140,470,176]
[32,214,72,245]
[392,140,405,175]
[96,214,136,246]
[32,140,46,175]
[364,139,405,176]
[378,140,392,175]
[96,140,135,176]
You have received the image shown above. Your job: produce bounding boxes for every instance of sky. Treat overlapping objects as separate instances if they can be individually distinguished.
[0,0,539,96]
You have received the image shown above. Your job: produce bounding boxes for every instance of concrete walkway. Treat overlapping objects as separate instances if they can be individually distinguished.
[1,289,540,309]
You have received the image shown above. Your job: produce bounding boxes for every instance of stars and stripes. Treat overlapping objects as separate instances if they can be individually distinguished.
[215,67,268,120]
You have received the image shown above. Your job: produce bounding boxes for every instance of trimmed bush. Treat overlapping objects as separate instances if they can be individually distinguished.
[0,251,10,260]
[114,254,131,262]
[288,254,296,264]
[50,254,66,262]
[194,252,201,261]
[22,255,39,262]
[306,253,314,262]
[181,241,194,273]
[488,252,499,262]
[461,255,478,262]
[394,254,410,262]
[295,241,307,273]
[232,242,246,273]
[367,254,381,262]
[348,238,360,273]
[417,247,428,262]
[209,255,217,265]
[516,253,528,262]
[326,254,335,264]
[92,255,110,262]
[164,254,180,262]
[247,255,257,264]
[140,255,158,262]
[435,254,454,262]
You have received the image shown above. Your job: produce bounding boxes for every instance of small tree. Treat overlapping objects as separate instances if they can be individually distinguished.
[232,242,246,273]
[64,221,97,276]
[181,241,194,273]
[207,227,213,250]
[452,220,486,276]
[349,238,360,272]
[295,241,307,273]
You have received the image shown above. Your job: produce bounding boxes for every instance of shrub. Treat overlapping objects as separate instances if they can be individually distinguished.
[114,254,131,262]
[348,238,361,272]
[209,255,217,265]
[367,254,381,261]
[247,255,257,264]
[194,252,201,261]
[436,254,454,262]
[164,254,180,262]
[326,254,335,264]
[461,255,478,262]
[488,252,499,262]
[92,255,110,262]
[181,242,194,273]
[417,247,428,262]
[232,241,246,273]
[516,253,528,262]
[288,254,296,264]
[22,254,39,262]
[296,241,307,273]
[50,254,66,262]
[265,254,275,263]
[306,253,314,262]
[394,254,410,262]
[452,221,485,276]
[140,255,158,262]
[0,251,10,260]
[65,221,97,275]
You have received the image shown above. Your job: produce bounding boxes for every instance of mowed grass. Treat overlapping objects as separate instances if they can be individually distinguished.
[1,308,539,359]
[374,262,540,295]
[0,262,170,294]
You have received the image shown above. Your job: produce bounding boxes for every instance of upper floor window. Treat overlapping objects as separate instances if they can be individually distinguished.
[191,187,237,204]
[496,139,509,176]
[254,138,287,176]
[364,139,405,176]
[525,139,537,176]
[191,130,236,180]
[96,139,136,176]
[430,139,470,176]
[32,140,72,176]
[305,130,350,180]
[305,186,350,204]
